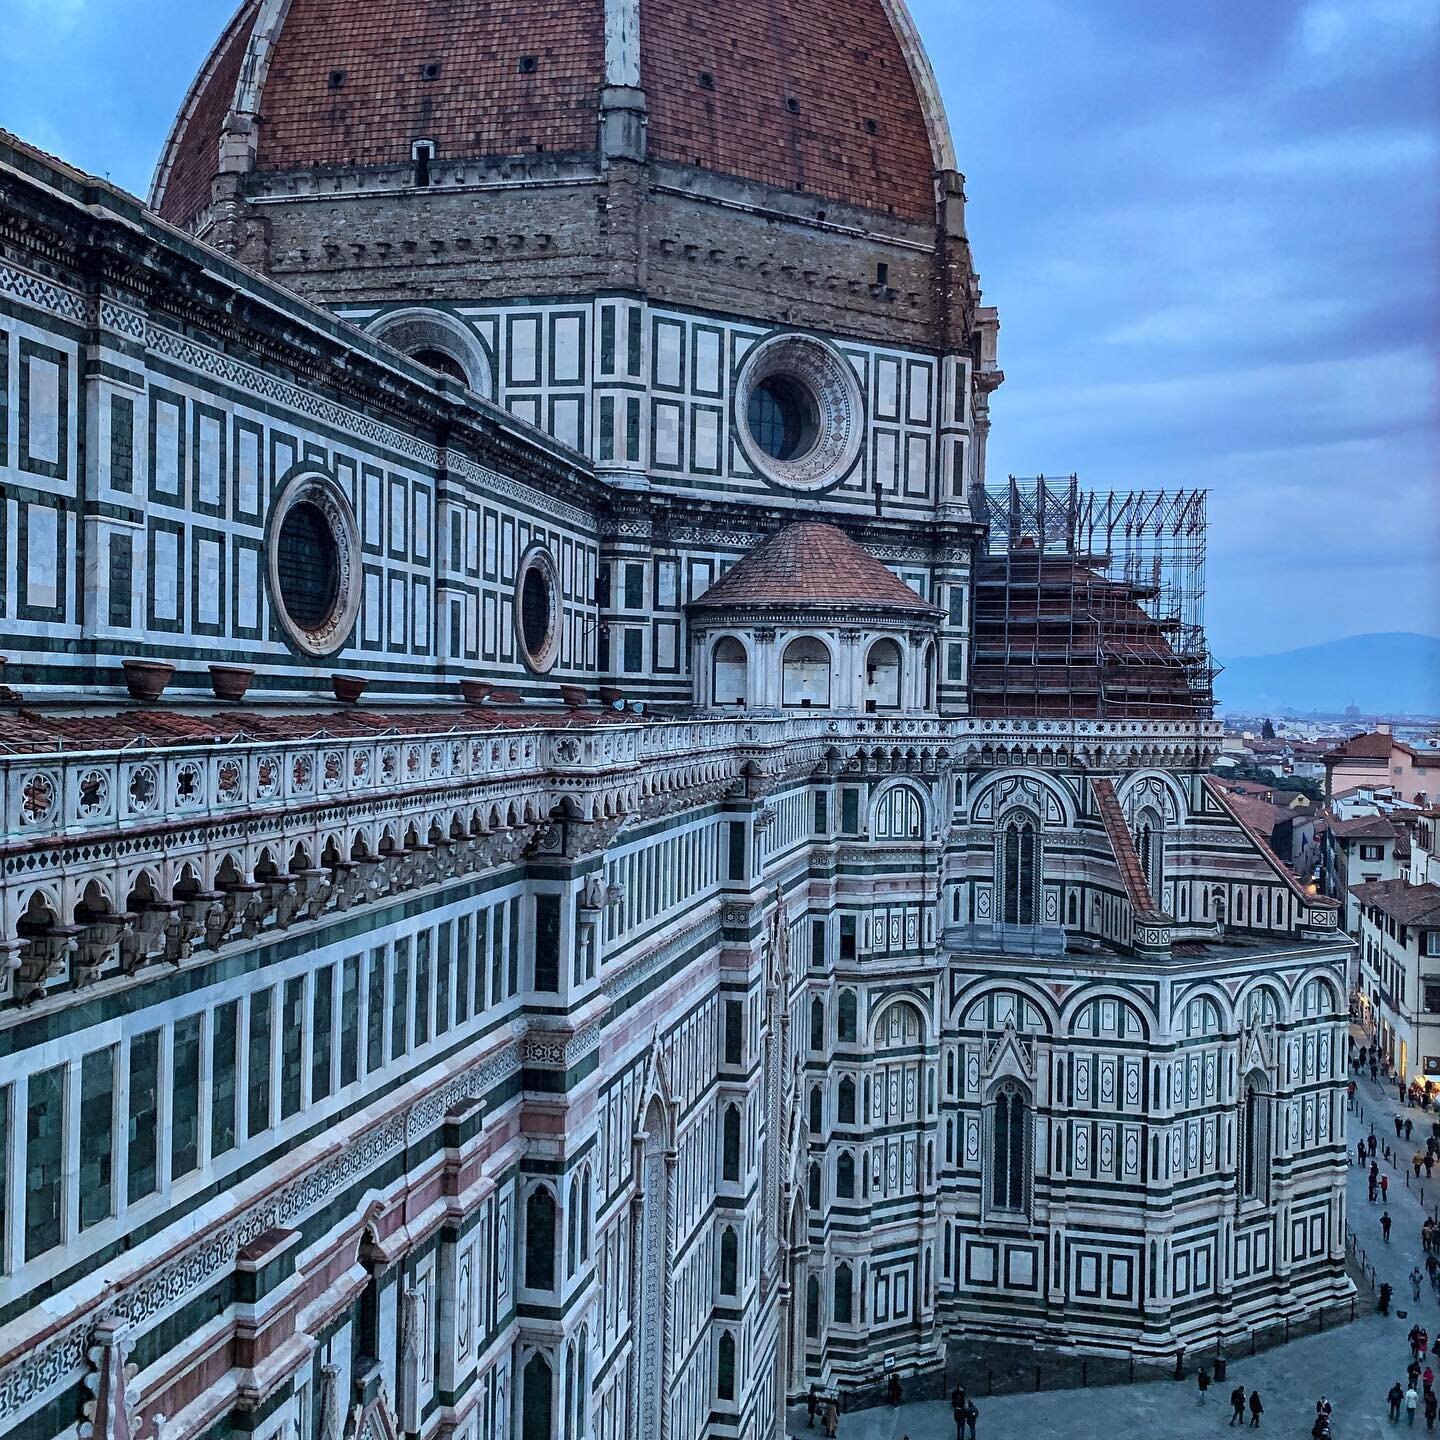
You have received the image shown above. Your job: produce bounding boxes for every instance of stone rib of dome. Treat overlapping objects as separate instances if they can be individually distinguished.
[688,522,940,613]
[151,0,949,229]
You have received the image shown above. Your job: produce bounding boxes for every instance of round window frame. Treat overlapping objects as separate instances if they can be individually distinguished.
[734,332,865,492]
[266,470,362,658]
[514,543,562,675]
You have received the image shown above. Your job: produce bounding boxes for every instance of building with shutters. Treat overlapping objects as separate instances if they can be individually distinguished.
[0,5,1352,1440]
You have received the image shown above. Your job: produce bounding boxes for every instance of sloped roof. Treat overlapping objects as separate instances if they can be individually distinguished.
[688,522,940,615]
[1330,814,1399,841]
[1091,777,1162,919]
[1352,879,1440,927]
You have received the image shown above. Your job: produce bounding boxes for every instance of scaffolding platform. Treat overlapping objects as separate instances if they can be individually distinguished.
[970,476,1216,720]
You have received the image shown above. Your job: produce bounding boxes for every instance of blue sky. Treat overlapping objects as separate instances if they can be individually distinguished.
[1,0,1436,661]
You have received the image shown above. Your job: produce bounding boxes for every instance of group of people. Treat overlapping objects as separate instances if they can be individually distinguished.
[949,1385,980,1438]
[803,1386,841,1436]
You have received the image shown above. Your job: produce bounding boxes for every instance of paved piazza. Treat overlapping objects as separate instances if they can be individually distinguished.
[788,1070,1436,1440]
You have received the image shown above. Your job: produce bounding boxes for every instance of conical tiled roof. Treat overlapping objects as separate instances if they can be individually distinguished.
[688,523,939,614]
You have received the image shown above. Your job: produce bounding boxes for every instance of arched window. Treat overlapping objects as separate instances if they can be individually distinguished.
[719,1226,738,1294]
[1133,808,1163,898]
[838,1076,856,1125]
[717,1330,736,1400]
[805,1275,820,1337]
[808,1085,823,1134]
[580,1167,591,1263]
[864,638,903,711]
[522,1352,553,1440]
[988,1082,1031,1214]
[873,783,925,840]
[711,637,748,707]
[810,997,825,1052]
[525,1187,556,1290]
[808,1161,822,1210]
[722,1103,741,1181]
[999,816,1040,925]
[1241,1073,1270,1203]
[836,1150,855,1199]
[838,989,857,1043]
[922,642,937,710]
[834,1262,853,1324]
[782,637,831,708]
[566,1176,580,1277]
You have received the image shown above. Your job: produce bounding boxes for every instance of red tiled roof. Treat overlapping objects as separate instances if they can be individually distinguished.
[1325,731,1395,761]
[1352,879,1440,927]
[1329,814,1398,841]
[1225,793,1295,836]
[1203,776,1336,910]
[642,0,937,220]
[0,705,628,757]
[154,0,943,227]
[152,0,259,227]
[688,522,939,615]
[1091,777,1161,918]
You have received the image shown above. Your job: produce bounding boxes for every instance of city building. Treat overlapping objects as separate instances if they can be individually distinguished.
[0,5,1351,1440]
[1352,880,1440,1081]
[1324,727,1440,807]
[1327,814,1405,936]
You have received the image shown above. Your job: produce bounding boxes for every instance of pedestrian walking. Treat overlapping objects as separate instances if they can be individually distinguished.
[1230,1384,1247,1425]
[1372,1133,1380,1156]
[1385,1210,1395,1242]
[1359,1140,1369,1166]
[1400,1115,1407,1138]
[807,1385,819,1427]
[1198,1367,1211,1405]
[1426,1365,1435,1393]
[823,1398,839,1438]
[1249,1389,1263,1427]
[964,1401,978,1439]
[1384,1174,1392,1201]
[1382,1282,1395,1314]
[1410,1386,1421,1424]
[1417,1153,1426,1179]
[1408,1118,1416,1141]
[1426,1387,1438,1430]
[1416,1268,1426,1301]
[1394,1382,1409,1421]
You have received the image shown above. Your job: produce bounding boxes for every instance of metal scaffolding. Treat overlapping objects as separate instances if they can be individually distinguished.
[970,475,1215,720]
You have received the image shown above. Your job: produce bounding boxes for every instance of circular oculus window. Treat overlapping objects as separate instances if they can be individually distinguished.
[267,474,361,656]
[514,544,561,674]
[734,333,864,491]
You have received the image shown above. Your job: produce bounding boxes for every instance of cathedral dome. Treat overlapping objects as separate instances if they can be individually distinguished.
[151,0,954,230]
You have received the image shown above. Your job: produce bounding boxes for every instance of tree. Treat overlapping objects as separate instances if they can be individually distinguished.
[1261,718,1276,740]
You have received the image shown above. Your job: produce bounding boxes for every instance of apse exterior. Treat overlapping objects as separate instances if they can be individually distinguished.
[0,5,1352,1440]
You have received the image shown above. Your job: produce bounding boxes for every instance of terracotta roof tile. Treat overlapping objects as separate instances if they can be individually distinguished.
[155,0,941,226]
[1329,814,1399,840]
[0,705,627,757]
[1091,777,1160,917]
[687,522,939,615]
[1352,879,1440,927]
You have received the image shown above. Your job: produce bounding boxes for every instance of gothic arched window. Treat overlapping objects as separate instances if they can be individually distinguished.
[834,1262,853,1324]
[717,1330,736,1400]
[810,997,825,1052]
[988,1081,1031,1214]
[1241,1073,1270,1203]
[837,1149,855,1199]
[808,1085,823,1134]
[808,1161,822,1210]
[525,1187,556,1290]
[838,989,857,1043]
[1133,807,1163,898]
[999,817,1039,925]
[838,1076,856,1125]
[722,1103,741,1181]
[719,1226,738,1295]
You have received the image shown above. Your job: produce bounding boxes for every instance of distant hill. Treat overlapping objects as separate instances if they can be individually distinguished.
[1215,632,1440,717]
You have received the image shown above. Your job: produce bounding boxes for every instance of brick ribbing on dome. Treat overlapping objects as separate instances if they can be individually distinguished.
[154,0,259,227]
[688,522,939,613]
[254,0,605,172]
[153,1,942,228]
[641,0,937,222]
